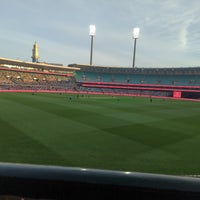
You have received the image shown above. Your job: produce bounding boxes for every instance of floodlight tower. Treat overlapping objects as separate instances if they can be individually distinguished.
[132,27,140,68]
[89,25,96,65]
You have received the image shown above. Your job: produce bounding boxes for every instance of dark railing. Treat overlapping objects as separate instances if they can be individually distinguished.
[1,163,200,199]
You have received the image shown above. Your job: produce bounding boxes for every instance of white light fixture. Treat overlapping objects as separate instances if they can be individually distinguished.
[133,27,140,39]
[89,25,96,36]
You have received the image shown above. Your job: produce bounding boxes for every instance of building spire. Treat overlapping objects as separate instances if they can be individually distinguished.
[32,41,39,62]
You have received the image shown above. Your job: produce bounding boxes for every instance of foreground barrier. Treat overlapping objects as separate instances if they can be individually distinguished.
[0,163,200,199]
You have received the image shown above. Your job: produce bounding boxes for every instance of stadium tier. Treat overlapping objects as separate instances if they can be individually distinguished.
[69,64,200,100]
[0,67,77,91]
[0,58,79,92]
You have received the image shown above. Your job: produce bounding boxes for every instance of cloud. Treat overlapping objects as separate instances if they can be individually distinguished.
[177,23,190,51]
[160,0,179,9]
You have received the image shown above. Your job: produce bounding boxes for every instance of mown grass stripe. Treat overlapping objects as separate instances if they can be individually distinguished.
[0,93,200,175]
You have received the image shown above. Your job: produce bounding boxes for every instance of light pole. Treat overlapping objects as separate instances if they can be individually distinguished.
[132,27,140,68]
[89,25,96,65]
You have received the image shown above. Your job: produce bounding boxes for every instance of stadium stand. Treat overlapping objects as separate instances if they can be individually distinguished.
[1,59,200,100]
[69,64,200,100]
[0,64,77,92]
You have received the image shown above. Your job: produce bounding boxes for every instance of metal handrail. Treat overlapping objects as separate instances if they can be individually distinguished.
[0,162,200,199]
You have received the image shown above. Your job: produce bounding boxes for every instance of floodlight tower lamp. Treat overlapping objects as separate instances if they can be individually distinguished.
[132,27,140,68]
[89,25,96,65]
[133,27,140,39]
[89,25,96,36]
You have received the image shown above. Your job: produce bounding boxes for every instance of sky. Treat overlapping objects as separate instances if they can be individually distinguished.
[0,0,200,68]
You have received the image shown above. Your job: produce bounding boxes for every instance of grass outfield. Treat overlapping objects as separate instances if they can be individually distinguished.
[0,92,200,175]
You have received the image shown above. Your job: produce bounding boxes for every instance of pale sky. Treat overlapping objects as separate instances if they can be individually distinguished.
[0,0,200,68]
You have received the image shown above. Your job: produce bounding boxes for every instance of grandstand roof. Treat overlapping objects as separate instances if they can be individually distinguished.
[69,64,200,75]
[0,57,80,72]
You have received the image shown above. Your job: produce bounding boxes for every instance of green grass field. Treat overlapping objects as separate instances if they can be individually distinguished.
[0,92,200,175]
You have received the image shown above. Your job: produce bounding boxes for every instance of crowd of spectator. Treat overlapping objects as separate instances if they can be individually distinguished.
[0,68,77,91]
